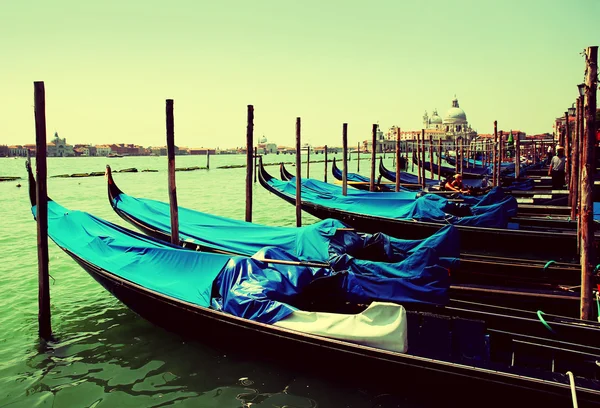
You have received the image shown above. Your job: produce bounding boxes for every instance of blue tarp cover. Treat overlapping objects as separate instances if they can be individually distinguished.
[41,200,459,325]
[266,175,518,228]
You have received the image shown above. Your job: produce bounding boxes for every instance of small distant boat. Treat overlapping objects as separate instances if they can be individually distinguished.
[107,153,123,158]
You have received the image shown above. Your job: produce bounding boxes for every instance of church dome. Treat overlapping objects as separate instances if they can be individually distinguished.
[430,109,442,124]
[443,98,467,124]
[259,135,268,143]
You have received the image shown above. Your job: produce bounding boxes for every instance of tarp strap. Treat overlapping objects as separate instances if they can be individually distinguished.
[537,310,555,333]
[543,260,556,271]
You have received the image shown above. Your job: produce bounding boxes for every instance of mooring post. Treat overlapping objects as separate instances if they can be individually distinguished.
[324,145,328,182]
[421,129,426,189]
[580,45,598,320]
[564,112,571,186]
[295,117,302,227]
[395,127,401,192]
[429,135,434,180]
[357,142,360,172]
[570,100,580,219]
[165,99,179,246]
[493,121,498,187]
[370,124,377,192]
[34,81,52,341]
[416,133,421,184]
[245,105,254,222]
[515,133,520,179]
[306,143,310,179]
[437,138,442,180]
[498,130,504,186]
[253,147,257,183]
[342,124,348,196]
[459,137,464,179]
[206,149,210,170]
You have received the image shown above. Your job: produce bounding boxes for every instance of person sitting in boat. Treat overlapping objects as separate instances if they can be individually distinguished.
[445,174,469,194]
[548,146,566,189]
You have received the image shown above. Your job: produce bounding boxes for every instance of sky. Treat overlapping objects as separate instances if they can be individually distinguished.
[2,0,599,149]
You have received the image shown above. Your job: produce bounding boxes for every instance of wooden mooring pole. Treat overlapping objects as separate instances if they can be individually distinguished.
[295,117,302,227]
[395,127,401,192]
[370,124,377,192]
[34,81,52,341]
[245,105,254,222]
[166,99,179,246]
[342,124,348,196]
[570,99,580,220]
[253,147,257,183]
[357,142,360,172]
[580,45,598,320]
[498,130,504,186]
[437,138,442,180]
[421,129,426,189]
[429,135,434,180]
[306,144,310,179]
[206,149,210,170]
[493,121,498,187]
[515,133,520,179]
[324,145,328,182]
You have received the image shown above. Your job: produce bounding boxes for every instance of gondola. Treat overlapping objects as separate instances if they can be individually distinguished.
[106,166,591,316]
[414,151,489,180]
[379,158,571,210]
[257,157,590,263]
[378,156,440,187]
[329,157,439,191]
[28,165,600,406]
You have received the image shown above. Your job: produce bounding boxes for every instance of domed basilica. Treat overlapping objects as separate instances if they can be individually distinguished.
[422,97,476,143]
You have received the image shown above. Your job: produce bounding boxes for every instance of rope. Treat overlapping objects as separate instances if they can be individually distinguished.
[543,260,557,272]
[566,371,578,408]
[537,310,555,333]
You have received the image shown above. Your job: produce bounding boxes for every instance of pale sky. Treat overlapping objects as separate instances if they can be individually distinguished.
[2,0,598,149]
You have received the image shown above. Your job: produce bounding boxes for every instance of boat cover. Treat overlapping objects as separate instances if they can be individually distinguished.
[111,192,459,268]
[331,158,420,191]
[265,175,518,228]
[40,201,457,325]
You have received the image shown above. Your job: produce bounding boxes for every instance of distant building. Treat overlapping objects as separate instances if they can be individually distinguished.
[0,145,8,157]
[256,135,278,155]
[189,148,216,155]
[95,144,112,157]
[9,145,29,157]
[47,132,75,157]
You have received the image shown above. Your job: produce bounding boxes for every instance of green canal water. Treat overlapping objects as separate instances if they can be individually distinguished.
[0,153,474,408]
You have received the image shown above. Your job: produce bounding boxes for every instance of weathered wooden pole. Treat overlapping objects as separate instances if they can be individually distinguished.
[357,142,360,172]
[421,129,426,188]
[429,135,434,180]
[370,124,377,192]
[295,117,302,227]
[166,99,179,246]
[460,136,465,177]
[437,138,442,180]
[324,145,328,182]
[306,144,310,179]
[411,136,415,173]
[579,45,598,320]
[492,121,498,187]
[342,124,348,196]
[253,147,257,183]
[416,133,421,184]
[34,81,51,341]
[245,105,254,222]
[577,92,585,253]
[395,127,401,192]
[564,112,571,186]
[515,133,520,179]
[498,130,504,186]
[206,149,210,170]
[570,100,580,219]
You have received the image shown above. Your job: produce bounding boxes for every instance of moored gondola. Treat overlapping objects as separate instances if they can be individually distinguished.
[28,165,600,406]
[258,157,589,263]
[106,165,594,317]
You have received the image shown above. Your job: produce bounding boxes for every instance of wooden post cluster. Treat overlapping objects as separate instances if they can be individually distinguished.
[492,121,498,187]
[34,81,52,341]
